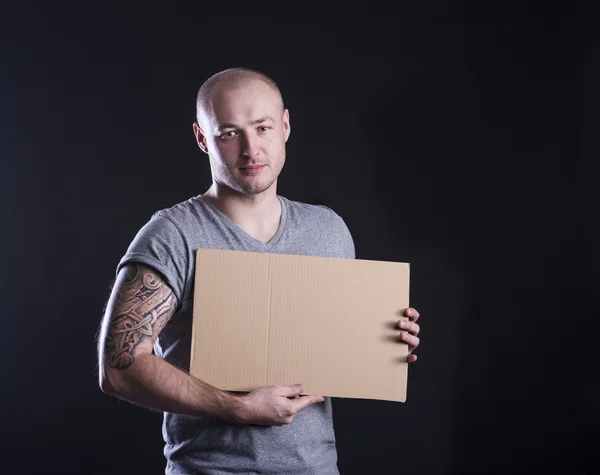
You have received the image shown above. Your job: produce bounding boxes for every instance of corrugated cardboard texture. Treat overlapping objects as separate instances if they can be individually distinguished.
[190,249,410,402]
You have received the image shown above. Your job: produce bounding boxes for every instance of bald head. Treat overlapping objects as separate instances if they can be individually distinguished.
[196,68,284,125]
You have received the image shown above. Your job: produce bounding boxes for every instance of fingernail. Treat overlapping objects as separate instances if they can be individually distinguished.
[400,320,407,328]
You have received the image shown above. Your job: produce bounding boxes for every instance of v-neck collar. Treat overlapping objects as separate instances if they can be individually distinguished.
[200,195,287,250]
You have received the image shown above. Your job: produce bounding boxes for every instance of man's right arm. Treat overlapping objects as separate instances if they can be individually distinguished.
[97,262,323,425]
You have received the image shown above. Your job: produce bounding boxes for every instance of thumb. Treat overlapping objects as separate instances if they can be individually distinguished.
[279,384,304,398]
[290,394,325,412]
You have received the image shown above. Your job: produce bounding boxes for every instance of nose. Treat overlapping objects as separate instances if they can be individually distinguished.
[241,132,261,159]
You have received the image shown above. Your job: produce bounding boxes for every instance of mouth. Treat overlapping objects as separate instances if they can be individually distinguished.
[240,165,266,175]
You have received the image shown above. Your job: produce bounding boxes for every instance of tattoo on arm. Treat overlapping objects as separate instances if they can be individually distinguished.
[105,264,177,369]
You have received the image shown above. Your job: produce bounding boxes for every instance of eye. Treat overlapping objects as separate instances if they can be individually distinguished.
[258,125,270,133]
[220,131,237,139]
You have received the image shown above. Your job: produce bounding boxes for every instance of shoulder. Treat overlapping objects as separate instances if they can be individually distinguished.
[152,195,206,224]
[146,195,213,238]
[281,196,347,229]
[126,195,210,249]
[281,196,355,258]
[281,197,351,236]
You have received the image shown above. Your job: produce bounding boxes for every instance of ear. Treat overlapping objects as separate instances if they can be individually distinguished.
[283,109,291,143]
[193,122,209,154]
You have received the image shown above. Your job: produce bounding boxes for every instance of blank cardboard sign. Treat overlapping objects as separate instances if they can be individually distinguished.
[190,249,410,402]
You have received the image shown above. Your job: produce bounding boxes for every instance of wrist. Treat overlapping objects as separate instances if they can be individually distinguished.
[219,391,250,424]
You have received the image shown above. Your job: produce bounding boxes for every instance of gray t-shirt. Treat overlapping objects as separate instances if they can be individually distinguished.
[118,194,355,475]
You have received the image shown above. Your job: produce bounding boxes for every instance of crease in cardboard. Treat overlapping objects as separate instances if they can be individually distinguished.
[264,255,272,387]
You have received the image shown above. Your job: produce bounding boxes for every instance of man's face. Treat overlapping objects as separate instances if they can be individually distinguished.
[195,80,291,196]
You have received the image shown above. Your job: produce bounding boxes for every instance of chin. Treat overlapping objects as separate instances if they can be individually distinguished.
[240,180,275,196]
[243,186,270,196]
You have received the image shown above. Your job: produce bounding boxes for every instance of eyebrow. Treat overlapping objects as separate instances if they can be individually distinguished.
[218,115,275,131]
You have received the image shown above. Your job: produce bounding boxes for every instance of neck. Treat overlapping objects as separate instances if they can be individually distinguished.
[202,182,282,241]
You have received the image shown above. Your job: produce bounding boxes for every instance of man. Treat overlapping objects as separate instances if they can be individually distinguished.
[97,67,421,474]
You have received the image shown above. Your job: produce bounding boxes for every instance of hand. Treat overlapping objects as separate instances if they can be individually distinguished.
[398,307,420,363]
[237,384,324,426]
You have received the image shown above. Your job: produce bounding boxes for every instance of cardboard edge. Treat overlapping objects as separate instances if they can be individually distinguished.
[189,249,201,376]
[191,249,410,402]
[405,261,411,402]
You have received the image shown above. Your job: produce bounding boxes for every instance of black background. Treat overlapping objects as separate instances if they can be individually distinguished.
[1,3,597,474]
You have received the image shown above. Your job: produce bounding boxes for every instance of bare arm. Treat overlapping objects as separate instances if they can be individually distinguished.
[97,263,323,425]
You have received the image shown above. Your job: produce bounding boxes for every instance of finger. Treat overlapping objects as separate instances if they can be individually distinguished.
[278,384,304,398]
[407,354,418,363]
[290,394,325,412]
[404,307,420,321]
[399,332,420,350]
[398,320,420,336]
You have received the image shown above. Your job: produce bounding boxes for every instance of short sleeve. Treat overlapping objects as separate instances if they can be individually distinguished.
[336,215,356,259]
[340,218,356,259]
[116,212,189,305]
